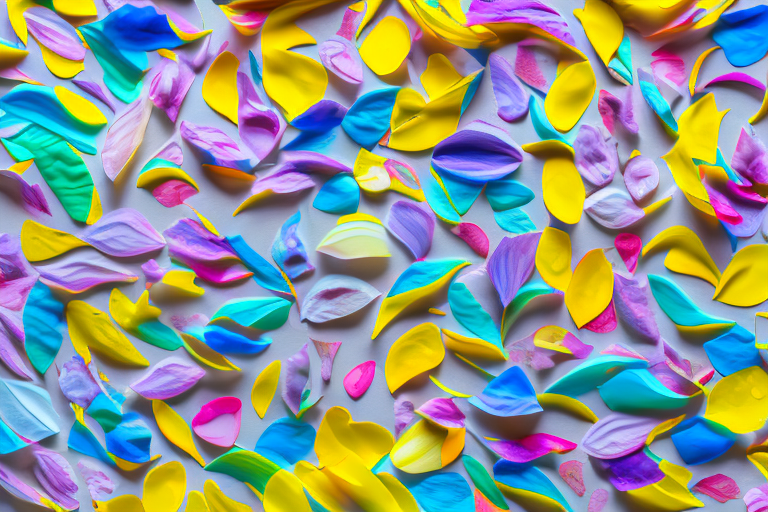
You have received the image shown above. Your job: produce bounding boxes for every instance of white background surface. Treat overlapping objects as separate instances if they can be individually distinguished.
[1,0,767,510]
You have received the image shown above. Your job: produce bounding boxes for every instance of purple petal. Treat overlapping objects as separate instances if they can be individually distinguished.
[717,180,768,238]
[72,79,117,113]
[394,397,415,438]
[732,127,768,186]
[152,132,184,166]
[559,460,585,496]
[319,36,364,84]
[81,208,165,257]
[311,339,341,382]
[282,343,311,416]
[489,53,530,122]
[272,211,314,280]
[24,7,85,61]
[574,124,618,190]
[0,461,52,509]
[58,356,102,409]
[238,72,285,161]
[581,413,664,459]
[451,223,489,258]
[416,397,465,429]
[507,332,556,370]
[192,396,242,448]
[130,357,205,400]
[0,234,39,340]
[488,232,541,307]
[32,445,79,510]
[343,360,375,399]
[180,120,256,175]
[466,0,577,47]
[149,56,195,122]
[588,489,609,512]
[613,273,660,342]
[693,474,740,503]
[432,121,524,183]
[278,151,352,175]
[301,275,380,323]
[598,89,638,135]
[77,461,115,502]
[624,155,659,202]
[486,433,576,463]
[385,200,436,260]
[0,170,51,216]
[236,170,315,213]
[0,326,34,380]
[37,252,138,293]
[598,448,664,491]
[584,188,646,229]
[102,94,153,181]
[746,485,768,512]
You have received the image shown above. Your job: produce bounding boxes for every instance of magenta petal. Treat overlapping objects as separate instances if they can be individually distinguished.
[102,94,153,181]
[37,252,138,293]
[693,474,740,503]
[716,180,768,237]
[238,72,285,161]
[450,222,489,258]
[487,433,576,463]
[385,200,436,260]
[0,170,51,216]
[72,79,117,113]
[416,397,465,429]
[732,128,768,186]
[598,89,638,135]
[746,485,768,512]
[489,53,530,122]
[581,413,664,459]
[394,397,415,438]
[588,489,609,512]
[613,274,660,342]
[488,232,541,307]
[559,460,585,496]
[614,233,642,273]
[311,339,341,382]
[149,56,195,122]
[319,36,364,84]
[465,0,577,47]
[702,72,766,92]
[24,7,85,61]
[574,124,618,189]
[77,461,114,502]
[152,180,198,207]
[81,208,165,257]
[582,300,617,334]
[515,43,548,92]
[192,396,242,448]
[651,48,686,91]
[343,360,375,399]
[32,445,78,510]
[130,357,205,400]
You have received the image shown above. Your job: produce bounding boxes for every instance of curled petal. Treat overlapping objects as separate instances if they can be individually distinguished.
[385,323,445,393]
[0,170,50,215]
[450,222,489,257]
[102,94,153,181]
[238,72,285,161]
[732,127,768,186]
[468,366,541,417]
[77,461,114,502]
[319,36,363,84]
[598,88,638,135]
[149,56,195,122]
[180,120,256,176]
[272,211,313,279]
[613,274,660,342]
[316,213,390,260]
[385,200,435,260]
[489,53,529,122]
[234,170,315,214]
[302,275,380,323]
[624,155,659,203]
[416,397,465,429]
[192,397,242,448]
[312,339,341,382]
[584,188,646,229]
[486,433,576,463]
[32,445,79,510]
[488,233,541,307]
[282,343,318,417]
[130,357,205,400]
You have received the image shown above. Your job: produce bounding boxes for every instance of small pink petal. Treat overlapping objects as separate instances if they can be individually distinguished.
[559,460,585,497]
[614,233,642,273]
[514,43,548,92]
[624,155,659,203]
[192,397,242,448]
[486,433,577,463]
[319,36,364,84]
[343,360,375,399]
[312,339,341,382]
[151,179,198,207]
[451,222,489,258]
[588,489,609,512]
[582,299,617,333]
[149,57,195,122]
[394,397,415,438]
[507,332,556,371]
[692,474,740,503]
[475,489,504,511]
[77,461,114,502]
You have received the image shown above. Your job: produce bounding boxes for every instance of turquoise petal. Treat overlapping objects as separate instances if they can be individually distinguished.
[599,369,692,413]
[545,355,648,397]
[313,174,360,214]
[647,274,734,329]
[448,281,502,347]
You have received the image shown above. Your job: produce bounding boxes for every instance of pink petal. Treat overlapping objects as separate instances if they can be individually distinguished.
[416,397,465,429]
[130,357,205,400]
[747,485,768,512]
[101,94,153,181]
[238,72,285,161]
[311,339,341,382]
[507,332,556,371]
[301,275,380,323]
[588,489,609,512]
[343,360,375,399]
[624,155,659,203]
[37,252,138,293]
[614,233,642,274]
[693,474,740,503]
[451,223,489,258]
[598,89,638,135]
[180,120,256,175]
[584,188,646,229]
[514,43,548,92]
[32,445,79,510]
[319,36,364,84]
[81,208,166,257]
[489,53,530,122]
[394,397,414,438]
[732,128,768,186]
[0,326,34,380]
[582,414,664,459]
[558,460,585,496]
[77,461,115,502]
[702,72,766,93]
[149,56,195,122]
[486,433,576,463]
[651,48,686,92]
[192,396,242,448]
[582,299,617,333]
[488,232,541,307]
[152,179,198,207]
[0,170,51,216]
[386,201,436,260]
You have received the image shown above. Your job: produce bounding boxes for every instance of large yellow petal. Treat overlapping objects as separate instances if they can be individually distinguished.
[263,470,311,512]
[535,227,572,291]
[202,51,239,124]
[642,225,720,287]
[626,460,704,511]
[251,360,281,418]
[143,461,186,512]
[66,300,149,366]
[323,453,405,512]
[713,244,768,307]
[544,61,595,132]
[564,249,614,328]
[295,461,350,512]
[377,473,419,512]
[359,16,410,76]
[391,418,464,474]
[704,366,768,434]
[315,406,394,469]
[542,157,585,225]
[385,323,445,392]
[152,400,206,467]
[573,0,623,66]
[20,220,88,262]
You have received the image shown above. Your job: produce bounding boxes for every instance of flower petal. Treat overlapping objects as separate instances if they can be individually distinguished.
[301,275,380,323]
[131,357,205,400]
[192,397,242,448]
[343,360,375,399]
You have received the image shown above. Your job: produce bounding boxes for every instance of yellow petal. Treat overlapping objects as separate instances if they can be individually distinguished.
[521,140,575,158]
[263,470,311,512]
[39,44,84,79]
[642,225,720,287]
[542,156,585,224]
[181,333,240,371]
[573,0,623,66]
[184,491,209,512]
[202,51,239,124]
[156,270,205,298]
[441,329,508,361]
[704,366,768,434]
[204,480,252,512]
[420,53,462,100]
[323,453,405,512]
[251,360,281,418]
[536,393,598,423]
[359,16,410,76]
[646,414,685,446]
[713,244,768,307]
[565,249,614,328]
[67,300,149,366]
[385,323,445,392]
[152,400,206,467]
[55,85,108,126]
[544,61,596,132]
[143,461,186,512]
[689,46,720,96]
[535,227,573,291]
[626,460,703,511]
[110,289,161,332]
[748,452,768,480]
[20,220,88,262]
[295,461,350,512]
[316,406,394,469]
[377,473,419,512]
[391,418,464,474]
[94,495,145,512]
[429,375,472,398]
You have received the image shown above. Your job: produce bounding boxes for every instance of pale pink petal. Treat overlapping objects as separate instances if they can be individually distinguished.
[514,42,548,92]
[311,339,341,382]
[693,474,740,503]
[746,485,768,512]
[559,460,585,496]
[574,124,618,190]
[732,127,768,186]
[77,461,115,501]
[343,360,375,399]
[301,275,380,323]
[486,433,576,463]
[584,188,646,229]
[102,94,153,181]
[24,7,85,61]
[507,332,555,371]
[130,357,205,400]
[450,222,489,258]
[192,396,242,448]
[319,36,364,84]
[588,489,609,512]
[651,48,686,94]
[597,89,638,135]
[149,57,195,122]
